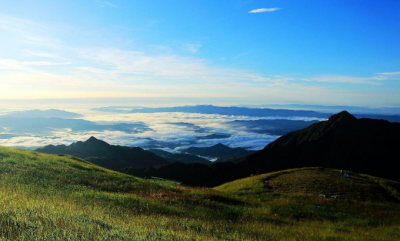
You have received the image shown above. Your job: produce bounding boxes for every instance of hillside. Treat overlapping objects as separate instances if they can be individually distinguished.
[215,167,400,202]
[0,146,256,240]
[37,137,168,170]
[182,143,255,162]
[236,111,400,182]
[1,146,399,240]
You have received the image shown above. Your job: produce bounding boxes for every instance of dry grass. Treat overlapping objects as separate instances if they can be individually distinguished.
[0,147,399,240]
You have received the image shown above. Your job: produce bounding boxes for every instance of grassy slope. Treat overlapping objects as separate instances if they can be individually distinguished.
[215,167,400,202]
[0,148,399,240]
[215,167,400,240]
[0,147,251,240]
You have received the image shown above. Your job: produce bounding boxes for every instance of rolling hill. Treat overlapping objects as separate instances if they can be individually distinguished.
[0,146,399,240]
[215,167,400,202]
[37,137,168,170]
[0,146,257,240]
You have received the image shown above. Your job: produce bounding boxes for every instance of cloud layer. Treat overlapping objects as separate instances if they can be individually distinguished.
[0,108,321,151]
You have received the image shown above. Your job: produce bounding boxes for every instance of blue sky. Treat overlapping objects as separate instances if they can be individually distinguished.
[0,0,399,107]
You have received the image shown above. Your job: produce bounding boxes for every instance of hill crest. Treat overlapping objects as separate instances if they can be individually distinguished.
[215,167,400,202]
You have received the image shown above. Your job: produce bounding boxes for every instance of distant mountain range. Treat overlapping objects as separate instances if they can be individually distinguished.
[181,144,255,162]
[131,105,329,118]
[225,119,318,135]
[36,111,400,187]
[37,137,168,170]
[93,105,400,122]
[257,104,400,115]
[37,137,259,175]
[4,109,82,118]
[129,111,400,186]
[37,137,220,170]
[0,117,150,136]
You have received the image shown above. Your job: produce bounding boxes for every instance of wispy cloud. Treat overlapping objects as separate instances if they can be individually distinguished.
[0,14,63,48]
[0,59,72,70]
[77,48,269,83]
[0,14,398,106]
[301,76,382,85]
[300,71,400,85]
[93,0,119,9]
[24,50,59,59]
[249,8,281,14]
[183,44,202,54]
[378,71,400,76]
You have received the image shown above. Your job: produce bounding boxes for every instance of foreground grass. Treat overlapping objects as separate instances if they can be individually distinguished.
[0,147,399,240]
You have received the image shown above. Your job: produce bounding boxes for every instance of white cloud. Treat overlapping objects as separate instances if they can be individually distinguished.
[183,44,202,54]
[93,0,119,8]
[301,76,379,85]
[0,14,398,106]
[378,71,400,76]
[0,110,282,150]
[24,50,59,59]
[300,72,400,86]
[0,14,63,48]
[77,48,270,83]
[249,8,281,13]
[0,59,72,70]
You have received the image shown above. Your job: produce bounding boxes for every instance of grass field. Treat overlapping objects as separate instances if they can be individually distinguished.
[0,146,399,240]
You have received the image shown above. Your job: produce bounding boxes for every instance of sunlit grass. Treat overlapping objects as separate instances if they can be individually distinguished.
[0,147,399,240]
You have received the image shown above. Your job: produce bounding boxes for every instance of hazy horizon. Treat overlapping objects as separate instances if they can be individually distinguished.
[1,0,400,107]
[1,98,400,112]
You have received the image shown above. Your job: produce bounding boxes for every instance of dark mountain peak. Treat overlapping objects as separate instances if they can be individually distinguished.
[266,111,359,148]
[86,136,99,142]
[239,110,400,184]
[328,110,357,123]
[212,143,229,149]
[81,136,110,147]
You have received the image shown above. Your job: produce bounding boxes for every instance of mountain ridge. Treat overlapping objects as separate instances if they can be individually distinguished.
[237,111,400,182]
[129,111,400,186]
[37,137,168,170]
[4,109,83,118]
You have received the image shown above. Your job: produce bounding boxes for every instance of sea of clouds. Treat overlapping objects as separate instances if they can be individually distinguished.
[0,108,324,151]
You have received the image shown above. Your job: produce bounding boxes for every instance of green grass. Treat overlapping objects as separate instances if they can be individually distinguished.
[0,147,399,240]
[215,167,400,202]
